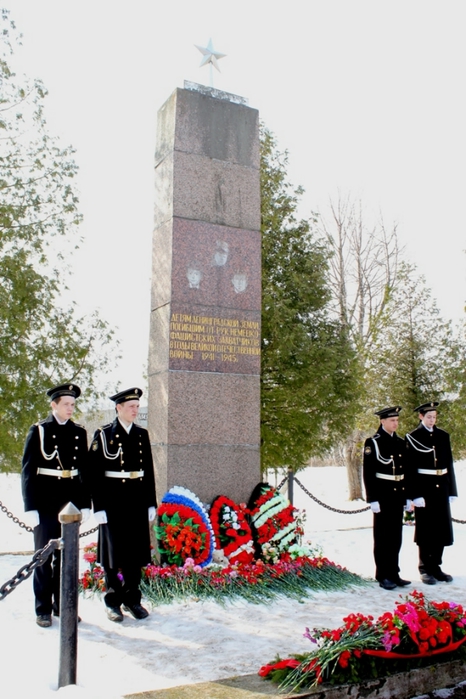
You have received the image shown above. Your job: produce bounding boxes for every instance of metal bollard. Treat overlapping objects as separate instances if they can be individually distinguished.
[287,467,294,505]
[58,502,82,688]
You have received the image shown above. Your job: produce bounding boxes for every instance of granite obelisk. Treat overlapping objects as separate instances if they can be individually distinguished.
[149,81,261,504]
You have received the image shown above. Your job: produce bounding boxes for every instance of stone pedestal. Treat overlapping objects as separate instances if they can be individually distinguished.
[149,82,261,504]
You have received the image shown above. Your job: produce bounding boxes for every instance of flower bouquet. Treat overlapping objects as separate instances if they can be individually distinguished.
[141,554,366,607]
[79,542,106,592]
[259,591,466,691]
[209,495,255,565]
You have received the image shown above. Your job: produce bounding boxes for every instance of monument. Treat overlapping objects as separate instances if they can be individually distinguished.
[148,80,261,504]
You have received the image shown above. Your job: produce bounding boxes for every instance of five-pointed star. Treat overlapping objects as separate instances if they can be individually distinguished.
[195,38,226,73]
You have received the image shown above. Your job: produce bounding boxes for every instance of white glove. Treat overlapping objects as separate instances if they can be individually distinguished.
[405,500,414,511]
[413,497,426,508]
[93,510,108,524]
[24,510,40,528]
[449,496,458,503]
[370,502,381,514]
[80,508,90,523]
[148,506,156,522]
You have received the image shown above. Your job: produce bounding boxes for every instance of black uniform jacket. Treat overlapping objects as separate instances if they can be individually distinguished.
[405,424,457,546]
[363,425,406,505]
[88,419,157,570]
[21,414,90,514]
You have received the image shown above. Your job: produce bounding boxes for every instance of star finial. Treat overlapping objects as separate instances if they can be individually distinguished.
[195,38,226,75]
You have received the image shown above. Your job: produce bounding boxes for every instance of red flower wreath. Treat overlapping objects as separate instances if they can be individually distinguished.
[155,502,212,567]
[210,495,255,565]
[249,484,298,555]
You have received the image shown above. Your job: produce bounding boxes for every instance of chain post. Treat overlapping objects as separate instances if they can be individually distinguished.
[287,467,294,506]
[58,502,81,689]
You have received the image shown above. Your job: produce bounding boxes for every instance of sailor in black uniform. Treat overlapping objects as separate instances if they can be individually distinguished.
[21,383,90,627]
[88,387,157,622]
[406,401,458,584]
[363,406,410,590]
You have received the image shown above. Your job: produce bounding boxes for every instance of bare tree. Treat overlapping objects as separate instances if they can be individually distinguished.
[319,195,401,499]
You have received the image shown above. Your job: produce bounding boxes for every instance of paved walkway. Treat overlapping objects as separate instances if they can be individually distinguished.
[124,673,306,698]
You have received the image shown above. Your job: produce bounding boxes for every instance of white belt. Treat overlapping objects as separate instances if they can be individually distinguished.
[418,468,447,476]
[375,472,404,482]
[37,467,78,478]
[104,470,144,479]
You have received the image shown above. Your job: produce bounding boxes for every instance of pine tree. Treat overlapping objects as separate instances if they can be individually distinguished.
[260,128,358,472]
[0,11,117,471]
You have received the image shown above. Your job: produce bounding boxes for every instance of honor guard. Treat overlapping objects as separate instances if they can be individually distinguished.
[21,383,90,627]
[406,402,458,585]
[88,387,157,623]
[363,406,410,590]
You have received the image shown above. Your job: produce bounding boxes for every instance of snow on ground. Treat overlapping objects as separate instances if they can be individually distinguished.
[1,464,465,698]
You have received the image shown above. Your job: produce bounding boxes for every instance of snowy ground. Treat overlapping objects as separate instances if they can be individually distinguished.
[1,464,465,698]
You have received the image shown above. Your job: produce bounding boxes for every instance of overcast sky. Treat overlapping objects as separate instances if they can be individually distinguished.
[5,0,466,399]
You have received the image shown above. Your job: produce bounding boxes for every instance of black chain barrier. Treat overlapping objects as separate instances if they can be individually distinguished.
[276,476,287,491]
[0,500,33,533]
[0,499,98,538]
[293,476,371,514]
[288,475,466,524]
[0,538,61,601]
[79,524,98,538]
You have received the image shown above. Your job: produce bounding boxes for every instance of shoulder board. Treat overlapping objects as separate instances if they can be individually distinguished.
[35,419,47,426]
[372,433,380,439]
[74,422,86,429]
[93,423,112,436]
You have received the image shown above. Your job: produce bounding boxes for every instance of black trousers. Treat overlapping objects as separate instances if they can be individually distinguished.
[373,502,404,582]
[104,566,142,608]
[418,544,444,575]
[33,513,61,615]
